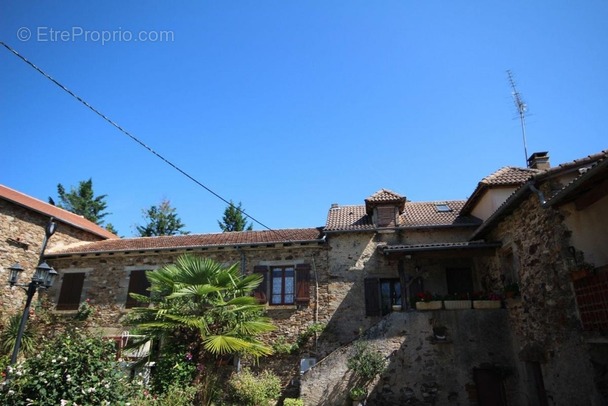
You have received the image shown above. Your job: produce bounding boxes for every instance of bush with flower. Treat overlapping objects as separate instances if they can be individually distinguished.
[415,291,438,302]
[75,298,94,321]
[0,328,136,406]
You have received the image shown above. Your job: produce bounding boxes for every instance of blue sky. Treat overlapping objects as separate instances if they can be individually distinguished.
[1,1,607,237]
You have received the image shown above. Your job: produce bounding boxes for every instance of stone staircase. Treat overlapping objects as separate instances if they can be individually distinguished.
[300,309,511,406]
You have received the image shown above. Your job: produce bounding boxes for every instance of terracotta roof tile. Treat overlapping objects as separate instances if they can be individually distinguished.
[1,184,117,240]
[325,200,480,232]
[364,189,406,214]
[325,205,372,231]
[365,189,404,203]
[545,154,608,207]
[46,228,325,256]
[460,167,540,214]
[480,167,539,186]
[399,201,480,227]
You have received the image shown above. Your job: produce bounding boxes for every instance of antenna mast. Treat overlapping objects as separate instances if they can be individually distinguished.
[507,70,529,166]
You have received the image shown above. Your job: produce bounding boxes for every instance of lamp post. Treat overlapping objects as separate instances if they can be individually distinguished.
[6,218,58,365]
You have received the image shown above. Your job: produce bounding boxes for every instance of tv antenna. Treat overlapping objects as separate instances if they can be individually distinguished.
[507,70,529,166]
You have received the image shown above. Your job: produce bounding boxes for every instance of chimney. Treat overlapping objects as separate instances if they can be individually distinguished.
[527,151,550,170]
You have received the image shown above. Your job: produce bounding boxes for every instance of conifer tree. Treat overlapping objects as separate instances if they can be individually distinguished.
[218,200,253,232]
[136,199,188,236]
[50,178,110,225]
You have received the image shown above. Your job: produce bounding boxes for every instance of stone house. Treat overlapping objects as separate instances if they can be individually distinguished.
[42,229,327,343]
[0,184,117,322]
[302,150,608,406]
[1,149,607,405]
[470,150,608,406]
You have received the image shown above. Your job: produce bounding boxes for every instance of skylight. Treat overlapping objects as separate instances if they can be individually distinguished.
[435,203,452,213]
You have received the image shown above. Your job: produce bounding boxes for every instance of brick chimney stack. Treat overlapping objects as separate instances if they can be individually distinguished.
[527,151,550,170]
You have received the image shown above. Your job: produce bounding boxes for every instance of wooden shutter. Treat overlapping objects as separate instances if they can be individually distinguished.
[253,265,268,304]
[56,273,85,310]
[125,270,151,308]
[295,264,311,305]
[376,206,396,227]
[364,277,382,317]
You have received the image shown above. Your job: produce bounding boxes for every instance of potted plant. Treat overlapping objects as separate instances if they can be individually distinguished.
[415,291,442,310]
[472,292,502,309]
[571,262,595,282]
[349,386,367,403]
[432,325,448,340]
[442,293,472,310]
[347,340,386,405]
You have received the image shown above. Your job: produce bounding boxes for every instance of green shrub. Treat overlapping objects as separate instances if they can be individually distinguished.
[149,340,197,395]
[0,328,134,406]
[347,341,386,381]
[284,398,304,406]
[0,313,37,357]
[228,368,281,406]
[129,383,198,406]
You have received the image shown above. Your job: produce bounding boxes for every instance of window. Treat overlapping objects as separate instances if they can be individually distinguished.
[445,268,473,296]
[364,277,402,316]
[572,266,608,331]
[125,270,151,308]
[435,203,452,212]
[253,264,310,306]
[272,266,295,304]
[56,272,85,310]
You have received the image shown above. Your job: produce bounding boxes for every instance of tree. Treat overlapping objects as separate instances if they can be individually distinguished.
[129,255,275,359]
[136,199,188,237]
[50,178,110,225]
[105,223,118,235]
[218,200,253,232]
[127,255,275,401]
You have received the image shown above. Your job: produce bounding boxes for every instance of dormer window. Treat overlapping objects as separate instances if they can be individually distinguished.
[375,206,398,227]
[435,203,452,213]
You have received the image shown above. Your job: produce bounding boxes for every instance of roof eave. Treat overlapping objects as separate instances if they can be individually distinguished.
[45,237,327,258]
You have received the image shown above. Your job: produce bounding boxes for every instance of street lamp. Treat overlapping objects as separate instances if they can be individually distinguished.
[6,218,58,365]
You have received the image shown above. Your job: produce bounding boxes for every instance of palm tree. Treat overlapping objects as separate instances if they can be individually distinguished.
[128,254,275,359]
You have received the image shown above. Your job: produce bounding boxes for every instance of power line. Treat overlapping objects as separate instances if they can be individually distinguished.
[0,41,287,239]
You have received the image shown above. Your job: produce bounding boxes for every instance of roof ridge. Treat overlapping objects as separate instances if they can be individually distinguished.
[0,184,117,240]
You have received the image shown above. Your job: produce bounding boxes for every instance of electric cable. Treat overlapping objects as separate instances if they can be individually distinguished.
[0,40,292,240]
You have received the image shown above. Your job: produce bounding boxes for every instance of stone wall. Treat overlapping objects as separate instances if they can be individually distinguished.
[302,309,516,406]
[476,188,604,405]
[45,243,328,341]
[321,228,477,351]
[0,200,106,322]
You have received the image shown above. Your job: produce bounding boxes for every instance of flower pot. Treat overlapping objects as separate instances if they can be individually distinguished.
[473,300,501,309]
[443,300,471,310]
[392,304,402,312]
[416,301,443,311]
[571,269,591,282]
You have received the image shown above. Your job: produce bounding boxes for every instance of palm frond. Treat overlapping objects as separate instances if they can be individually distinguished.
[202,335,272,357]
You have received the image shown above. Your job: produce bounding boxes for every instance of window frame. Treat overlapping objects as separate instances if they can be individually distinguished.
[271,265,296,305]
[56,271,87,311]
[364,277,402,316]
[253,263,311,306]
[125,269,152,308]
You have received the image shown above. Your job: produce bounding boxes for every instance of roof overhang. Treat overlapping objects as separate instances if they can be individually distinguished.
[545,157,608,210]
[380,240,501,258]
